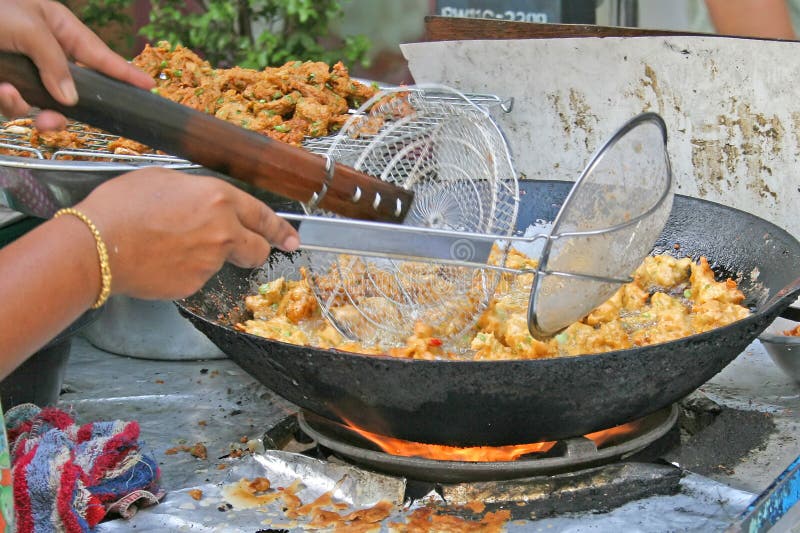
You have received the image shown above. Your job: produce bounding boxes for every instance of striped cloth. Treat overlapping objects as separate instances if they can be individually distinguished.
[5,404,163,532]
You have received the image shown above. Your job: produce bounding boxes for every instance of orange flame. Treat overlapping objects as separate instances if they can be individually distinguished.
[585,420,644,448]
[342,419,554,462]
[341,418,645,463]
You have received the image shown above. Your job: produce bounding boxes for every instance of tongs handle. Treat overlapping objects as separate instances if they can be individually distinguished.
[283,212,497,264]
[0,52,413,222]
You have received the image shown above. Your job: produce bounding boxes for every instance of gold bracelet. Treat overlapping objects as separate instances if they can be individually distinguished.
[54,208,112,309]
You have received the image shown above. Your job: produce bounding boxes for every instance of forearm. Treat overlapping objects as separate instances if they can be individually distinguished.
[0,168,300,379]
[0,215,100,379]
[705,0,796,39]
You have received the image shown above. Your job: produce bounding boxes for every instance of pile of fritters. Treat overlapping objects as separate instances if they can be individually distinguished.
[133,41,378,145]
[0,41,380,159]
[237,250,751,361]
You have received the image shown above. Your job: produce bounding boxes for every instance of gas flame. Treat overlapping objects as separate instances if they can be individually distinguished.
[342,419,555,461]
[585,420,644,448]
[341,418,645,463]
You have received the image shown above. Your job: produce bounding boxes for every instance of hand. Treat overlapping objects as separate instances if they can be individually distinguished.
[705,0,796,39]
[0,0,154,130]
[76,168,300,300]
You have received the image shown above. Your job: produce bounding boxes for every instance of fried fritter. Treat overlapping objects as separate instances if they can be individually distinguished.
[239,251,752,361]
[0,41,381,159]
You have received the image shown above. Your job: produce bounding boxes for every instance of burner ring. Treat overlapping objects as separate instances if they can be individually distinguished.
[298,405,678,483]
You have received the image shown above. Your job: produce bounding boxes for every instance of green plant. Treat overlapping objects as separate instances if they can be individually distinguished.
[70,0,371,69]
[70,0,135,51]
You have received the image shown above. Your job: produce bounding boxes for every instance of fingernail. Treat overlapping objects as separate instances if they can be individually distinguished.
[60,79,78,105]
[281,235,300,252]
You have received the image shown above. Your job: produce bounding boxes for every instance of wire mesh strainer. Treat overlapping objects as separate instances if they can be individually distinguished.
[301,85,519,346]
[527,112,673,336]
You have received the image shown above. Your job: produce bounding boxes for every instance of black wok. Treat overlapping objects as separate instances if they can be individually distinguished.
[177,180,800,446]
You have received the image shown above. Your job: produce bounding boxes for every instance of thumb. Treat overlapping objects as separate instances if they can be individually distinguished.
[233,190,300,252]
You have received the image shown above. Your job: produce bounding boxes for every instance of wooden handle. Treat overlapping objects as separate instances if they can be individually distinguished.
[423,16,795,42]
[0,52,413,222]
[424,16,707,41]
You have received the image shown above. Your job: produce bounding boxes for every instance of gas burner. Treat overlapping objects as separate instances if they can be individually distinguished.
[297,405,678,483]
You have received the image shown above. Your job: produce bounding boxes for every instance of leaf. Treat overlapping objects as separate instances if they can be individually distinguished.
[79,0,373,69]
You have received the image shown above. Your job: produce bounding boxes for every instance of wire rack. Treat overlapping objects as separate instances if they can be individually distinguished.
[0,121,189,165]
[301,90,513,156]
[0,91,512,167]
[296,85,519,346]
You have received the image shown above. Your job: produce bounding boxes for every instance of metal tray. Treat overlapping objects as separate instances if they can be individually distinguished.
[0,119,196,217]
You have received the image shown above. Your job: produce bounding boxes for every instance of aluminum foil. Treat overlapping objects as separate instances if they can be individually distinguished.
[95,450,751,532]
[96,451,407,532]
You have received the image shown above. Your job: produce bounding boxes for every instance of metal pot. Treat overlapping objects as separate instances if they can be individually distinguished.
[759,316,800,384]
[176,180,800,446]
[82,296,225,361]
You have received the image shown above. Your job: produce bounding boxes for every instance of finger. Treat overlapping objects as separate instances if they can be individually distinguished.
[233,191,300,252]
[33,110,67,131]
[226,228,273,268]
[45,2,154,91]
[11,6,77,106]
[0,83,31,118]
[0,85,67,131]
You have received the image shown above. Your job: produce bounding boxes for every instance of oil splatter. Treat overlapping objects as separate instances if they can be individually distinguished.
[709,59,719,80]
[546,92,571,150]
[642,65,665,115]
[568,89,597,151]
[690,99,785,204]
[790,112,800,157]
[546,90,597,152]
[691,139,725,196]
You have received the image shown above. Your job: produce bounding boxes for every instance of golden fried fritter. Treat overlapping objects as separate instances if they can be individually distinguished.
[0,41,382,159]
[239,251,752,361]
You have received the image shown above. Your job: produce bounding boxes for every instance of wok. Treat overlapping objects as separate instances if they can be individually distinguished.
[177,180,800,446]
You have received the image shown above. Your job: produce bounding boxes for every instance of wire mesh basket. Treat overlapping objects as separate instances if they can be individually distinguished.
[296,85,520,347]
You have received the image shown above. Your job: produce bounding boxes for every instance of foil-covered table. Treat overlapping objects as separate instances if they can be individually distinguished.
[59,336,800,531]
